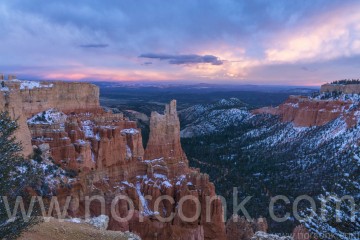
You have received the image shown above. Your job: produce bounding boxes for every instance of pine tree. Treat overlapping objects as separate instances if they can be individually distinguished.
[0,112,41,239]
[302,170,360,239]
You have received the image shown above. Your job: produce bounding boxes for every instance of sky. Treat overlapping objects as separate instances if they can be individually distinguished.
[0,0,360,86]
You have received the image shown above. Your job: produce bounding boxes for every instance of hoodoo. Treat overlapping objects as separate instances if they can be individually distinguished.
[145,100,189,177]
[0,79,226,240]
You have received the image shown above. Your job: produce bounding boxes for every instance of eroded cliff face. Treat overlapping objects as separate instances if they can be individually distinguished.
[320,83,360,94]
[253,95,358,128]
[0,89,33,156]
[0,80,101,156]
[2,80,226,240]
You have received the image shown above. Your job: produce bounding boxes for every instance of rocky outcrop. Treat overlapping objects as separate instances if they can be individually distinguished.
[253,95,357,128]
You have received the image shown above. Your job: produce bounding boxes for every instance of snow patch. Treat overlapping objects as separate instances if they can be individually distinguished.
[121,128,139,135]
[136,183,159,216]
[19,80,53,90]
[27,109,67,125]
[85,215,109,230]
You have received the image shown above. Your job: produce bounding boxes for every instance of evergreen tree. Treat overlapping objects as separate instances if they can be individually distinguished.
[302,170,360,239]
[0,112,40,239]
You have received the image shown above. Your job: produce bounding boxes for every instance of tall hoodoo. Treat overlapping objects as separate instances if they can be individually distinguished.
[145,100,188,176]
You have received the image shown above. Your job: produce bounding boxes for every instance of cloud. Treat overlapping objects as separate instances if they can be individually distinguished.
[264,4,360,64]
[0,0,359,85]
[79,44,109,48]
[139,53,223,65]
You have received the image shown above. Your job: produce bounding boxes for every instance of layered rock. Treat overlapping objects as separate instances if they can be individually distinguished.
[0,79,101,156]
[253,95,357,128]
[6,80,101,116]
[320,83,360,94]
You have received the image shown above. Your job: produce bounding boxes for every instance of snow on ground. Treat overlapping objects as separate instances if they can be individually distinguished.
[176,175,186,186]
[19,80,53,90]
[30,160,73,190]
[162,180,172,188]
[313,92,360,105]
[144,158,164,164]
[27,109,67,125]
[76,139,89,145]
[0,86,9,92]
[66,215,109,230]
[154,173,167,179]
[95,133,101,141]
[126,145,132,158]
[66,218,83,223]
[121,128,139,135]
[136,183,159,216]
[85,215,109,230]
[82,120,95,138]
[181,108,251,137]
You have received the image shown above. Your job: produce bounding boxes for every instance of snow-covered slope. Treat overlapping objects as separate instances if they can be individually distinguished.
[180,96,360,234]
[180,98,251,137]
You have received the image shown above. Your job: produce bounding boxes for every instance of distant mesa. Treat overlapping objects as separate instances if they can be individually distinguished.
[321,79,360,94]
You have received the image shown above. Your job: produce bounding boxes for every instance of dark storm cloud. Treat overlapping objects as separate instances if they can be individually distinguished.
[79,44,109,48]
[139,54,223,65]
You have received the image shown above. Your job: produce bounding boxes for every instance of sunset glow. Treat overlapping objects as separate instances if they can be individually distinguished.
[0,0,359,85]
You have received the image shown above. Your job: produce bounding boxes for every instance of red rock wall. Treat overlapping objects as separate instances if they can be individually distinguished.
[254,95,356,128]
[321,83,360,94]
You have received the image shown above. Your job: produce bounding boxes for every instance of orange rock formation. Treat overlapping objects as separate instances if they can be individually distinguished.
[254,95,357,128]
[1,80,226,240]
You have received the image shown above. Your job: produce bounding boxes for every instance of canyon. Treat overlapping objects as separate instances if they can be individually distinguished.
[2,78,336,239]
